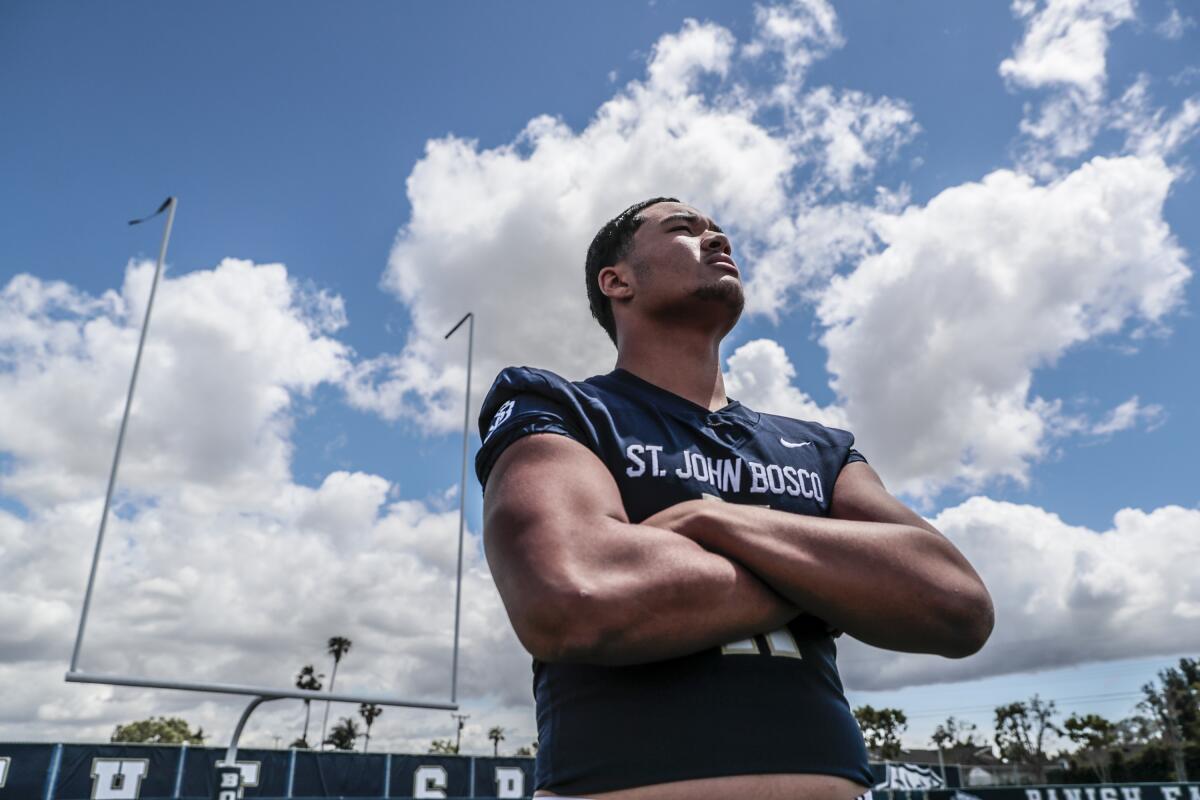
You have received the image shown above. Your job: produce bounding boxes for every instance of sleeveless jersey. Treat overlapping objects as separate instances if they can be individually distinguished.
[475,365,873,796]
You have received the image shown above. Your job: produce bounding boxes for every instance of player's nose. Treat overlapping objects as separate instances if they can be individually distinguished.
[704,231,731,255]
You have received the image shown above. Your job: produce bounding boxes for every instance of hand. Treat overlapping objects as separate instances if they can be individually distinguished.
[640,499,712,540]
[645,500,808,619]
[642,498,747,555]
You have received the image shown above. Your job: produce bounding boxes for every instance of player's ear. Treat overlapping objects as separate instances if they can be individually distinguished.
[598,264,635,302]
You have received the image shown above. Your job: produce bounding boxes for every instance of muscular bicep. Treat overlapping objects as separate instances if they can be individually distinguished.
[829,460,940,535]
[481,432,629,658]
[485,430,627,523]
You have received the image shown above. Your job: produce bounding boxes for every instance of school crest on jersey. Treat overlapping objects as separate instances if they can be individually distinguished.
[486,399,517,440]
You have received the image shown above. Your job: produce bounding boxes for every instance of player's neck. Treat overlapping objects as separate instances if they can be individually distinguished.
[614,328,728,412]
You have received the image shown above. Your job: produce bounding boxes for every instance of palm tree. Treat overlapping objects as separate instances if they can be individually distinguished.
[294,664,324,748]
[324,716,361,751]
[319,636,352,749]
[488,726,506,757]
[359,703,383,753]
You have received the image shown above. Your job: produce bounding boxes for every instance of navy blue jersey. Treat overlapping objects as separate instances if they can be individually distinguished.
[475,365,873,795]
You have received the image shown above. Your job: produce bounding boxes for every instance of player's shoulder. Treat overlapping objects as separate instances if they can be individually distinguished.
[477,365,602,434]
[753,409,858,451]
[481,365,593,407]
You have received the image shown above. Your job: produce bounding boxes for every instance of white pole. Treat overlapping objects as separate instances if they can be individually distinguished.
[444,312,473,703]
[69,197,176,673]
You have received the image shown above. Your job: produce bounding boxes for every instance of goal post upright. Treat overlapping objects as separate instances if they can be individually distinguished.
[69,196,177,675]
[65,198,467,798]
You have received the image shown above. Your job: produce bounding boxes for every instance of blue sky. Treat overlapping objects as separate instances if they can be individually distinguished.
[2,0,1198,755]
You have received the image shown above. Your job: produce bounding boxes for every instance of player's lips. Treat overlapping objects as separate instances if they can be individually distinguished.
[707,255,739,275]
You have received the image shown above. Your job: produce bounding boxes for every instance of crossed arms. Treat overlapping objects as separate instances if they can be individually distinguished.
[482,433,994,667]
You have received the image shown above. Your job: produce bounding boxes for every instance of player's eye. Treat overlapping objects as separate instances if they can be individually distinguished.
[670,225,693,233]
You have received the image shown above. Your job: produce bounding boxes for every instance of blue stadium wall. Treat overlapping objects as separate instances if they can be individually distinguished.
[2,743,1196,800]
[0,744,535,799]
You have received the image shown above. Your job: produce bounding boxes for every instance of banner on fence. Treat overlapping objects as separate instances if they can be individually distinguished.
[929,785,1200,800]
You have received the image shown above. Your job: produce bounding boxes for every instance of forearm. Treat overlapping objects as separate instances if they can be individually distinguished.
[690,503,992,657]
[555,516,799,666]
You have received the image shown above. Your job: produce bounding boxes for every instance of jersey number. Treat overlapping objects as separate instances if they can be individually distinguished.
[722,627,802,658]
[699,496,802,659]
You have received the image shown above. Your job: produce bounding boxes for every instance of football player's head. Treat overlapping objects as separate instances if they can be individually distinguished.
[586,198,743,348]
[586,197,679,346]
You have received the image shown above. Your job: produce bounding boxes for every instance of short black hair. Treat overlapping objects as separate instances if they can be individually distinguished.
[585,196,679,346]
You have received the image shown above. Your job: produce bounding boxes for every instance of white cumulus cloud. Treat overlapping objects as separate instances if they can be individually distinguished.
[0,261,350,508]
[1111,76,1200,159]
[1000,0,1135,100]
[365,10,916,432]
[815,155,1190,498]
[1000,0,1135,170]
[1155,6,1195,40]
[790,87,920,194]
[1000,0,1200,176]
[1090,395,1165,436]
[744,0,843,93]
[724,338,848,429]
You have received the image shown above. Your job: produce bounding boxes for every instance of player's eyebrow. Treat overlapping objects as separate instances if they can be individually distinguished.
[658,212,724,234]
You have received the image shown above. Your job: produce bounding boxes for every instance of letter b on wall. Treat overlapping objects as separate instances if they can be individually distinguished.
[212,766,243,800]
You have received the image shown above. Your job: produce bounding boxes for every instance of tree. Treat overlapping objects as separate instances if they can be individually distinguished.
[932,716,980,750]
[325,716,360,751]
[1063,713,1117,783]
[295,664,324,748]
[854,706,908,760]
[429,738,459,754]
[1108,712,1182,784]
[994,695,1059,783]
[359,703,383,753]
[111,716,205,744]
[488,726,506,757]
[1114,714,1155,747]
[319,635,353,750]
[931,716,980,775]
[289,737,311,749]
[1138,657,1200,782]
[515,740,539,756]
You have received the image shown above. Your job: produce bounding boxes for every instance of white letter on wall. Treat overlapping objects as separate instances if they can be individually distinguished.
[414,765,448,798]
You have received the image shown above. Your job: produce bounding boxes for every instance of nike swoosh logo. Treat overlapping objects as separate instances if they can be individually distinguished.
[780,438,812,448]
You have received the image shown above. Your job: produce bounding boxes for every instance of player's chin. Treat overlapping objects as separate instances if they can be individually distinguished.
[691,280,745,312]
